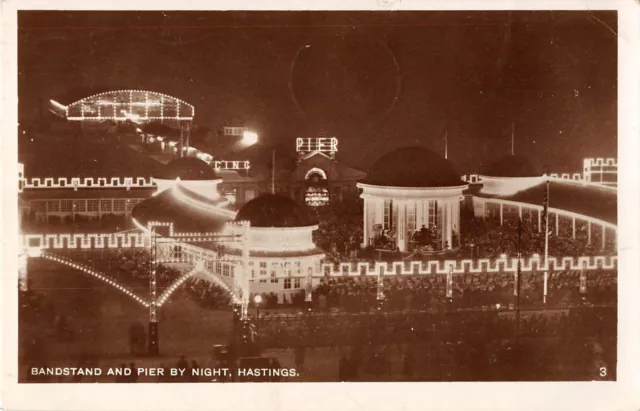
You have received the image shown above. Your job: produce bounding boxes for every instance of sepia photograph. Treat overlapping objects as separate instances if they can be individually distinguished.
[3,1,640,410]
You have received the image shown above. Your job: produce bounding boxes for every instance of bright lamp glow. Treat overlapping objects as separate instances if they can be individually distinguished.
[242,130,259,146]
[254,294,263,304]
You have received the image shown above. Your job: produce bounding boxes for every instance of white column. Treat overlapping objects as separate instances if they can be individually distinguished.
[518,205,522,220]
[416,200,424,229]
[425,200,431,228]
[362,200,369,248]
[446,201,453,250]
[601,225,606,250]
[499,202,504,226]
[572,217,576,239]
[397,202,407,252]
[538,209,542,232]
[588,221,592,244]
[555,213,559,235]
[375,199,384,226]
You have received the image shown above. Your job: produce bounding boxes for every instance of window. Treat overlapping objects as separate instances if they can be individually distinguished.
[429,200,437,228]
[284,278,292,289]
[60,200,73,213]
[384,200,392,229]
[100,199,112,212]
[270,270,278,283]
[126,199,138,211]
[47,201,60,212]
[113,200,126,212]
[216,261,222,274]
[32,201,46,213]
[87,200,99,212]
[74,200,86,212]
[223,264,230,277]
[407,202,417,232]
[294,278,301,289]
[259,261,267,276]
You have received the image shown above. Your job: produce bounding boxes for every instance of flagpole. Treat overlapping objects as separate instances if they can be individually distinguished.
[271,149,276,194]
[444,129,448,160]
[511,122,515,155]
[543,170,550,304]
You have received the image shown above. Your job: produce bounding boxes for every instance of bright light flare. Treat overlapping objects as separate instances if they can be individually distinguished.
[254,294,263,304]
[241,130,259,146]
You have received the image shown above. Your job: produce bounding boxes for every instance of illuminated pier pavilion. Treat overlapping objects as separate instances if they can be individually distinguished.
[51,89,194,127]
[358,147,468,253]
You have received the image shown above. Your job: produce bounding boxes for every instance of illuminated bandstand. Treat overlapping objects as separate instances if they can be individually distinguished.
[358,147,468,253]
[225,194,325,303]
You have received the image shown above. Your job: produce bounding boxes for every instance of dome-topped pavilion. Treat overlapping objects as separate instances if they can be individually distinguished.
[154,157,222,200]
[480,154,543,196]
[358,147,468,252]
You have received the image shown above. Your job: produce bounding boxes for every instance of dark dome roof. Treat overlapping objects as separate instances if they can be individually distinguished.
[156,157,218,180]
[482,155,541,177]
[362,147,463,188]
[235,194,316,228]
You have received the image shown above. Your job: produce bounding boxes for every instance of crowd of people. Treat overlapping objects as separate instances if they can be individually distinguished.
[306,268,616,313]
[255,306,616,381]
[459,212,617,259]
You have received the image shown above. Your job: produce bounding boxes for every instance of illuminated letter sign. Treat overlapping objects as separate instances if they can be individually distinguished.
[212,160,251,171]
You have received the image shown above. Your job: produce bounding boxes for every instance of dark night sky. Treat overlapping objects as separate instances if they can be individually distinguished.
[18,11,617,174]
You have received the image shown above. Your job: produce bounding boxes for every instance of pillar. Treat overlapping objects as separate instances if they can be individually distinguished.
[518,205,522,220]
[601,225,606,250]
[572,217,576,239]
[588,221,592,245]
[362,200,369,248]
[445,201,453,250]
[416,200,424,229]
[555,213,559,236]
[538,208,542,232]
[375,199,384,227]
[397,202,407,252]
[500,202,504,226]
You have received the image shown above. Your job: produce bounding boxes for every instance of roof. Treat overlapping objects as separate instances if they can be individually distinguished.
[235,194,317,228]
[19,138,164,179]
[475,180,617,224]
[362,146,463,188]
[155,157,219,180]
[482,155,541,177]
[131,184,233,232]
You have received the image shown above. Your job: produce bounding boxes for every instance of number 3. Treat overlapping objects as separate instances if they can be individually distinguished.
[600,367,607,377]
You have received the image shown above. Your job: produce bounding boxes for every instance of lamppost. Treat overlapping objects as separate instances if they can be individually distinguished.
[515,218,523,345]
[148,226,159,356]
[254,294,263,332]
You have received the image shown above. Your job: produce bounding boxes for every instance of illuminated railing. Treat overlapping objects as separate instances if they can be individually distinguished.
[319,255,616,277]
[21,232,149,250]
[40,251,149,307]
[19,176,155,192]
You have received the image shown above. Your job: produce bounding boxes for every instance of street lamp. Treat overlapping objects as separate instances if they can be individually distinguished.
[241,130,259,146]
[253,294,263,332]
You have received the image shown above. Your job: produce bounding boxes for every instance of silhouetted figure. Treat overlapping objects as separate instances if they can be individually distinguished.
[403,351,415,379]
[129,363,138,382]
[338,354,349,381]
[189,360,199,382]
[294,346,306,375]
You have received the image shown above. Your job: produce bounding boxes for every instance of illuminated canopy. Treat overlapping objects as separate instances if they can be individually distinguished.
[64,89,194,122]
